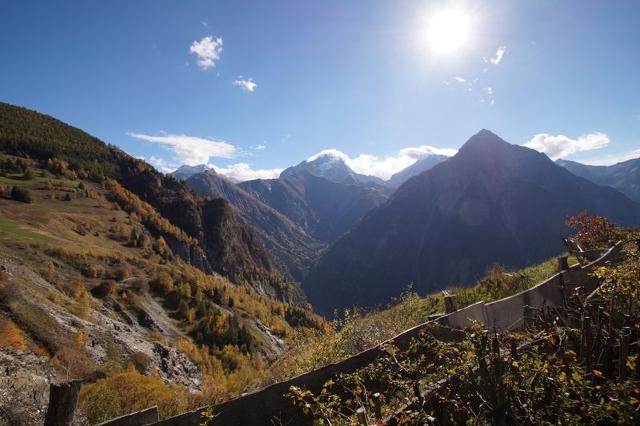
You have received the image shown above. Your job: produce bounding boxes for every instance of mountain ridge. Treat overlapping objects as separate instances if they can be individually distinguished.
[304,129,640,314]
[185,170,324,281]
[556,157,640,203]
[0,101,298,302]
[239,167,389,243]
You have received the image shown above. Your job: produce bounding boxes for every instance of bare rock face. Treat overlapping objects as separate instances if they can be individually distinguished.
[152,343,202,390]
[0,350,56,425]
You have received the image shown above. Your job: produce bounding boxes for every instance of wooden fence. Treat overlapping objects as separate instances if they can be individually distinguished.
[45,242,626,425]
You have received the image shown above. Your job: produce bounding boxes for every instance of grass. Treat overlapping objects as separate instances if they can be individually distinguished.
[0,172,77,188]
[0,215,51,242]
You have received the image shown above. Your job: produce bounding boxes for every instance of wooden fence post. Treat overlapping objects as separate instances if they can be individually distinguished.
[557,255,569,272]
[443,291,457,314]
[44,380,81,426]
[356,406,369,425]
[372,392,382,420]
[619,327,631,380]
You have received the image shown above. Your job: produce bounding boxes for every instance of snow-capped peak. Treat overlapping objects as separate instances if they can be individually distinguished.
[170,164,214,180]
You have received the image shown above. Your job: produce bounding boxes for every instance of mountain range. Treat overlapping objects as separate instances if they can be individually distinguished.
[303,130,640,314]
[556,158,640,203]
[4,101,639,317]
[175,147,456,284]
[179,154,396,281]
[185,170,322,281]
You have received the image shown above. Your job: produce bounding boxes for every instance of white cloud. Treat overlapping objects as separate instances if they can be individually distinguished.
[190,36,223,70]
[454,76,466,83]
[524,132,610,160]
[252,144,266,150]
[128,132,235,166]
[308,145,457,180]
[490,46,506,65]
[233,77,257,92]
[210,163,283,182]
[580,149,640,166]
[147,156,178,173]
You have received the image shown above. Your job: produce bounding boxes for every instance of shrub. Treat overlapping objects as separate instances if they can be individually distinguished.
[23,168,34,180]
[70,279,86,300]
[150,272,174,294]
[106,265,131,282]
[78,367,191,423]
[91,280,117,299]
[130,278,149,294]
[0,319,28,351]
[129,352,152,373]
[10,186,32,203]
[82,263,103,279]
[566,211,622,249]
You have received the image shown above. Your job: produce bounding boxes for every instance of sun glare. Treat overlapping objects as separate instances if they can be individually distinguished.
[424,9,472,54]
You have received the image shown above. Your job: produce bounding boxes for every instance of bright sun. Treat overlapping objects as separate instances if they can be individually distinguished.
[424,9,472,54]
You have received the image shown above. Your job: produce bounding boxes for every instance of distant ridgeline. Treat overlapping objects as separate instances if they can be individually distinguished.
[0,102,301,303]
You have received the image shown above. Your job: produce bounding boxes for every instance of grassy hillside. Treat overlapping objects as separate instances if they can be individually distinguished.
[0,102,303,303]
[0,156,324,424]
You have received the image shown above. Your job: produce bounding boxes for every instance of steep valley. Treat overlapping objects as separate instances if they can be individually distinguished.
[0,105,325,424]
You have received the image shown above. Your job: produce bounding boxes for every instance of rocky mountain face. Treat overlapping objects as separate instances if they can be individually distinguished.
[239,165,389,243]
[385,154,449,188]
[185,171,324,282]
[304,130,640,314]
[556,158,640,203]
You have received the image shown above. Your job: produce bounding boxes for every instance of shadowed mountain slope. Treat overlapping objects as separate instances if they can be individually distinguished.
[385,154,449,188]
[186,171,324,281]
[304,130,640,314]
[239,166,389,243]
[557,158,640,203]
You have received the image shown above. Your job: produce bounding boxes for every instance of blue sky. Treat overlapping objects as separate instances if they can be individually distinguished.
[1,0,639,180]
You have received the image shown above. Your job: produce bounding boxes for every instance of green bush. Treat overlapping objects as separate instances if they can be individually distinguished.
[10,185,32,203]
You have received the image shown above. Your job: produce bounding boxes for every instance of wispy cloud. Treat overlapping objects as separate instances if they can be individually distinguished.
[190,36,223,70]
[524,132,609,160]
[210,163,283,182]
[233,77,257,92]
[490,46,507,65]
[251,143,266,150]
[454,76,466,83]
[128,132,235,166]
[308,145,457,180]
